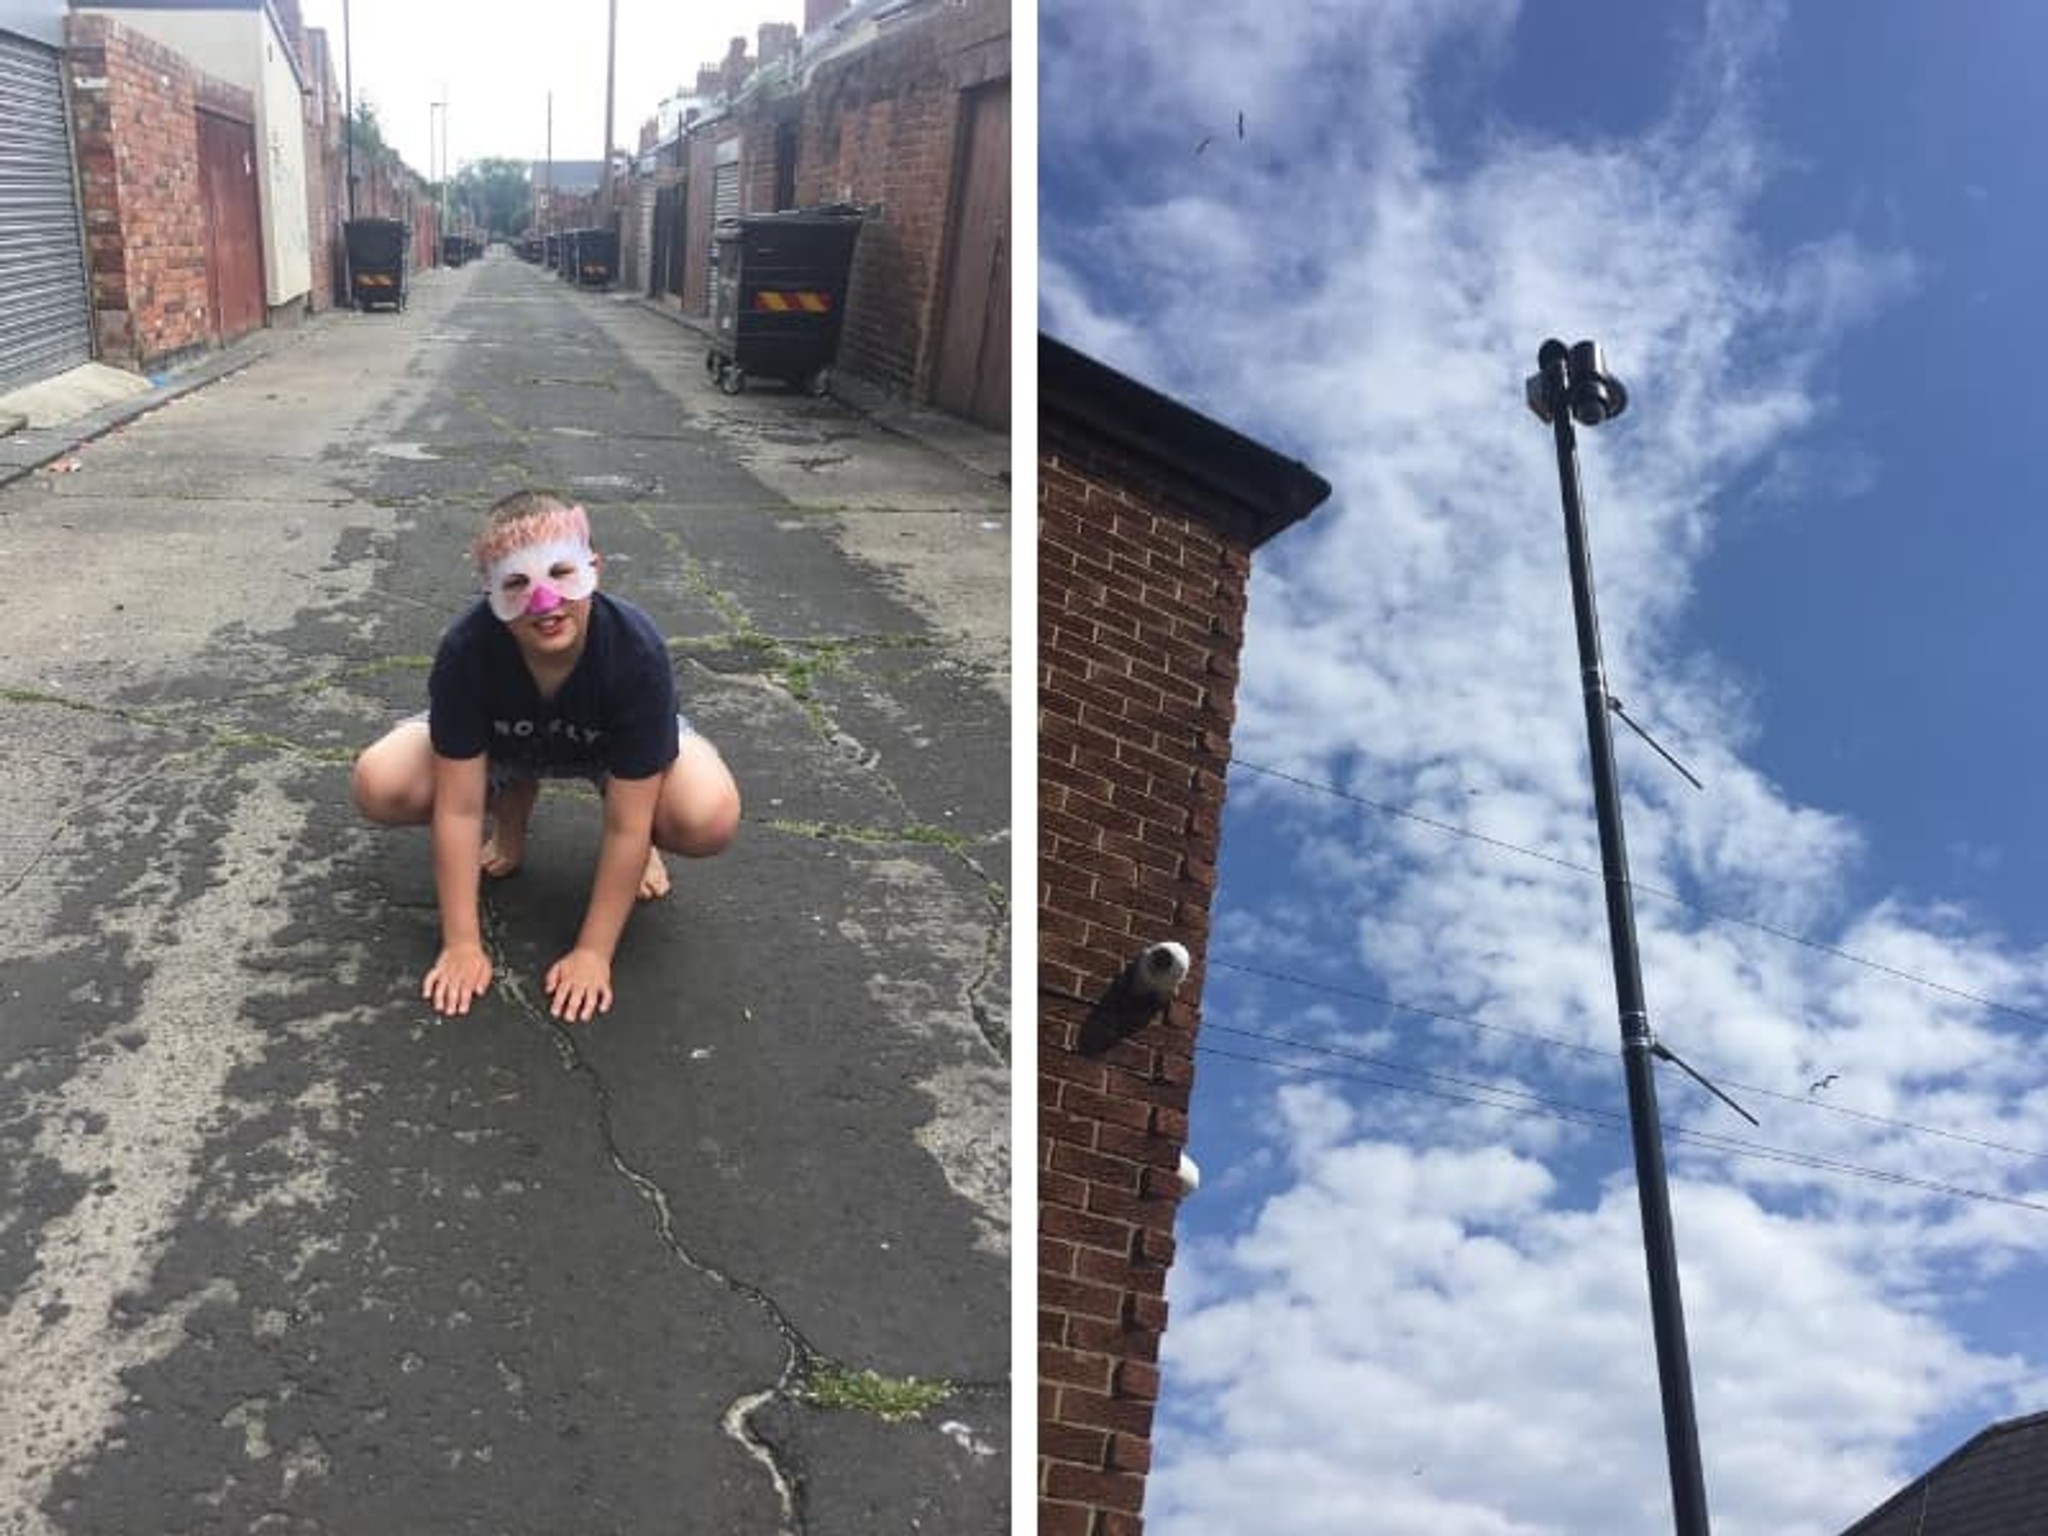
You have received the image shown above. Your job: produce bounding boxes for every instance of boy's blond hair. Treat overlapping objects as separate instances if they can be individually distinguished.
[471,490,592,573]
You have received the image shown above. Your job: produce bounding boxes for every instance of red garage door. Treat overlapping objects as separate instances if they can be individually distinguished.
[195,109,266,342]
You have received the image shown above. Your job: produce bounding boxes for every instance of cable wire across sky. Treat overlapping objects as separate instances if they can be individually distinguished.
[1228,756,2048,1030]
[1207,958,2048,1164]
[1195,1038,2048,1217]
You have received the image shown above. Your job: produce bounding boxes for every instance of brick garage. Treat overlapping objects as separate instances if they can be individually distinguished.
[66,13,247,372]
[665,0,1007,420]
[1039,334,1331,1535]
[795,0,1006,411]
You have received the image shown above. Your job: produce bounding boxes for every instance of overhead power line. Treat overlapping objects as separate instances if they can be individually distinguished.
[1196,1040,2048,1217]
[1228,757,2048,1031]
[1210,957,2048,1164]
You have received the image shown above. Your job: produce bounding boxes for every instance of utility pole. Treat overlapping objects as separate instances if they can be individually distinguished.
[600,0,618,231]
[544,90,553,239]
[342,0,355,220]
[1526,338,1712,1536]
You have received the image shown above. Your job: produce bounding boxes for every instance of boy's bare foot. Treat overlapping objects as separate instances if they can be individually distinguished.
[480,824,526,878]
[482,780,539,878]
[638,846,671,901]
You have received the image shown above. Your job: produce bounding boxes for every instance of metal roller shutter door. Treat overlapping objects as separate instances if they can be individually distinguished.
[0,31,93,393]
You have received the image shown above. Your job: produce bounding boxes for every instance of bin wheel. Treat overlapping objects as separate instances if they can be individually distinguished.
[805,367,832,398]
[720,366,746,397]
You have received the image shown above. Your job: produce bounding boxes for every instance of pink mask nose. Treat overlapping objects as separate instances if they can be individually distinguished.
[526,583,564,616]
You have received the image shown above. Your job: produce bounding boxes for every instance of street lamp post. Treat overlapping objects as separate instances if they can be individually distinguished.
[440,86,450,242]
[1526,338,1712,1536]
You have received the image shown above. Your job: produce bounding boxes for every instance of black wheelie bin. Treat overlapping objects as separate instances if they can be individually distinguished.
[574,227,618,288]
[706,205,864,396]
[345,218,409,311]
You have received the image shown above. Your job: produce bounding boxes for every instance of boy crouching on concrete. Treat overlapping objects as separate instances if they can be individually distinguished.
[352,490,739,1022]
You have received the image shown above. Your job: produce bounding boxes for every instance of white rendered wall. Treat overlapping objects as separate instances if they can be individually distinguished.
[253,12,309,303]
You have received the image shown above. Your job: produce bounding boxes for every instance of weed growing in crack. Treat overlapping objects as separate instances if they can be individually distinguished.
[803,1367,951,1423]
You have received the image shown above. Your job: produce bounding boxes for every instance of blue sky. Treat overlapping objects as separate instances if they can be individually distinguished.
[1041,2,2048,1532]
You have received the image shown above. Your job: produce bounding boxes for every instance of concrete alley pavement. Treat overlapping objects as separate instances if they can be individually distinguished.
[0,252,1011,1534]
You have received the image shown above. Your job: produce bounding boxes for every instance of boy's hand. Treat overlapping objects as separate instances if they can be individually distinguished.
[544,948,613,1023]
[424,942,492,1017]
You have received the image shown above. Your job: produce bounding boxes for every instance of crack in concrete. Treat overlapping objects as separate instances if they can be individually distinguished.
[0,754,178,905]
[619,509,1010,1064]
[622,502,754,637]
[754,816,992,853]
[832,770,1010,1063]
[476,900,820,1536]
[0,689,354,766]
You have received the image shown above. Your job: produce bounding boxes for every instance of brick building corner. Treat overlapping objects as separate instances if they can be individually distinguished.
[65,14,253,373]
[1038,333,1333,1534]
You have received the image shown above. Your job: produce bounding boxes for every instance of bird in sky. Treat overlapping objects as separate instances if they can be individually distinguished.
[1196,135,1213,155]
[1809,1072,1841,1094]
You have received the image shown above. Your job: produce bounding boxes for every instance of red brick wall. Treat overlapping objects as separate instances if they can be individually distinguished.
[66,15,245,372]
[743,110,785,214]
[1038,413,1261,1536]
[794,0,1007,400]
[662,0,1006,405]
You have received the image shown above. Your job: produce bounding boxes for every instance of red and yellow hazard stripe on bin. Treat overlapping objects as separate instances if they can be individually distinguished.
[750,290,832,314]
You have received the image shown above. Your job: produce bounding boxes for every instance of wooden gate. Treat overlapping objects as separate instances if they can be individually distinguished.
[195,110,265,342]
[931,81,1009,430]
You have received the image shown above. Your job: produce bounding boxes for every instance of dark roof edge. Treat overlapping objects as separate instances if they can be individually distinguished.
[1039,333,1331,550]
[1838,1410,2048,1534]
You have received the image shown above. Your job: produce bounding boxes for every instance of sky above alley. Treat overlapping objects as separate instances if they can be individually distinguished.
[296,0,801,176]
[1041,2,2048,1534]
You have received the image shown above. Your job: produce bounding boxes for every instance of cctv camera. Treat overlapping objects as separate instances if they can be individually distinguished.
[1129,941,1190,1002]
[1178,1151,1202,1196]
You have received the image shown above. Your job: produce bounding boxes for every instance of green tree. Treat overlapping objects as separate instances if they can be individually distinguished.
[455,158,536,237]
[349,99,391,159]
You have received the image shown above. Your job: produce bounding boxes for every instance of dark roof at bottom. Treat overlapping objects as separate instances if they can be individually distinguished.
[1039,332,1331,551]
[1838,1411,2048,1535]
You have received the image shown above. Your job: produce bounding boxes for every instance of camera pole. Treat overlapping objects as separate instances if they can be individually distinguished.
[1527,339,1711,1536]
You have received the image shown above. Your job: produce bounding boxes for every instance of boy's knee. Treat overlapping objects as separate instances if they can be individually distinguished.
[696,786,741,854]
[658,778,740,857]
[349,754,380,817]
[353,751,427,825]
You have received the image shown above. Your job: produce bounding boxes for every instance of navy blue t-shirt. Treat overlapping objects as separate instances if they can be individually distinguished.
[428,591,679,780]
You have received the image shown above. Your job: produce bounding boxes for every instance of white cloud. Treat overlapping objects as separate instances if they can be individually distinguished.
[1156,1126,2027,1536]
